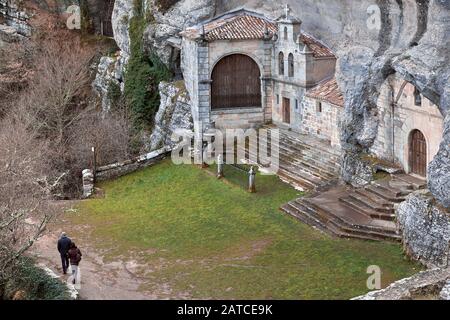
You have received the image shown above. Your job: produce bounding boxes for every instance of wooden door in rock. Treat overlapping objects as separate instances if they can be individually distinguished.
[211,54,261,109]
[282,97,290,124]
[410,129,427,176]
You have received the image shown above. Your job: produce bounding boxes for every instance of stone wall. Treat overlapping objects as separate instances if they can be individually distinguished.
[370,73,444,173]
[95,146,170,181]
[397,190,450,268]
[301,96,342,148]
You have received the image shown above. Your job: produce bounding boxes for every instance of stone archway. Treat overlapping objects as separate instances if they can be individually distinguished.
[211,54,261,110]
[409,129,427,177]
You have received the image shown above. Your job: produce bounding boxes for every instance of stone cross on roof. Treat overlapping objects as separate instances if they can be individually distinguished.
[284,4,290,19]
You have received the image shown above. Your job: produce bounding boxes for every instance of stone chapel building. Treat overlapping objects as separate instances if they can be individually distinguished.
[180,7,444,178]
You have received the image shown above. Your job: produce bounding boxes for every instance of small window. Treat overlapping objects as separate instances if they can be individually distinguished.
[414,87,422,106]
[295,99,298,110]
[288,53,294,77]
[278,52,284,75]
[276,94,280,105]
[284,27,288,40]
[316,100,322,113]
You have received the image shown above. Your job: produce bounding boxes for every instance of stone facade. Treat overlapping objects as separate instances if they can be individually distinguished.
[301,96,342,148]
[181,8,336,135]
[371,74,444,177]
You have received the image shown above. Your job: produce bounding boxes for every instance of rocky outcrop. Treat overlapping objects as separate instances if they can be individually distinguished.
[149,81,192,150]
[111,0,134,61]
[92,54,125,110]
[0,0,31,36]
[428,113,450,208]
[353,267,450,300]
[397,190,450,268]
[143,0,216,66]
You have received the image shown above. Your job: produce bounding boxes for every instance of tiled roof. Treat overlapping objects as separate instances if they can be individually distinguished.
[181,9,335,58]
[300,33,335,58]
[306,77,344,107]
[205,14,278,41]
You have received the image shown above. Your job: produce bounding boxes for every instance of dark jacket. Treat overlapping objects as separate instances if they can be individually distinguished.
[68,247,82,265]
[57,236,72,255]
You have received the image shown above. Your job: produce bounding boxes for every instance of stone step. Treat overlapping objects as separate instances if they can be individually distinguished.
[266,134,341,164]
[277,168,319,190]
[263,133,341,164]
[393,174,427,190]
[372,181,409,197]
[302,199,399,237]
[275,129,341,158]
[281,203,382,241]
[365,185,406,203]
[285,200,400,241]
[239,146,337,188]
[354,189,395,208]
[258,136,339,175]
[279,157,337,181]
[339,196,396,222]
[348,192,395,213]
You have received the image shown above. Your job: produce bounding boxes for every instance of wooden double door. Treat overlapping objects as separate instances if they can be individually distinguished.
[211,54,261,109]
[409,129,427,177]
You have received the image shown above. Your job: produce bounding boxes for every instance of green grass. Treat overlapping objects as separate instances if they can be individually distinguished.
[69,159,420,299]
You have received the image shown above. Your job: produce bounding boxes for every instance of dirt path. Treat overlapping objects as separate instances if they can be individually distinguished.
[31,230,160,300]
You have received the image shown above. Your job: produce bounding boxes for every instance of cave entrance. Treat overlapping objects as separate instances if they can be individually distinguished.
[409,129,427,177]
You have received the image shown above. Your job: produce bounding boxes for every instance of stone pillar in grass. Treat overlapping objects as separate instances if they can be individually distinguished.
[82,169,94,198]
[217,154,224,179]
[248,166,256,193]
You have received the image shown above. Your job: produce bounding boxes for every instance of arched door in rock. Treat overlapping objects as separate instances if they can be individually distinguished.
[409,129,427,176]
[211,54,261,109]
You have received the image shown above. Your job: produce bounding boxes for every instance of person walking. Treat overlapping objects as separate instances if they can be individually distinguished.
[67,242,82,285]
[57,232,72,274]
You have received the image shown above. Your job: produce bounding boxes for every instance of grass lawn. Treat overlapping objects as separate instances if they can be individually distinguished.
[68,159,420,299]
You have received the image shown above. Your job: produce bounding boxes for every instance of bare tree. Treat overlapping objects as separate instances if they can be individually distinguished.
[0,115,60,284]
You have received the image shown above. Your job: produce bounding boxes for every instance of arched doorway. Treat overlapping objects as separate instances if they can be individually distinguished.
[211,54,261,109]
[409,129,427,176]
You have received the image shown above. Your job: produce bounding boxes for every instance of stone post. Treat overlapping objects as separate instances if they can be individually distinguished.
[217,154,224,179]
[82,169,94,198]
[248,166,256,193]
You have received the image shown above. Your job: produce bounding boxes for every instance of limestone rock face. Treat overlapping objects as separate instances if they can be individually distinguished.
[92,55,125,111]
[428,114,450,208]
[111,0,134,60]
[143,0,216,65]
[149,81,193,150]
[397,191,450,268]
[0,0,31,36]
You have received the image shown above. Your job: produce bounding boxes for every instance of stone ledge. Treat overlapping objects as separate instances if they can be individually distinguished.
[211,107,263,115]
[352,268,450,300]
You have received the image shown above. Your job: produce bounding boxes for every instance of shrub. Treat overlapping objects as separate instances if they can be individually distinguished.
[2,258,71,300]
[124,0,171,130]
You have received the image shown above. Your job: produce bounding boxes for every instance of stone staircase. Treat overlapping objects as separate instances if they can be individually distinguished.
[281,174,427,242]
[240,125,341,191]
